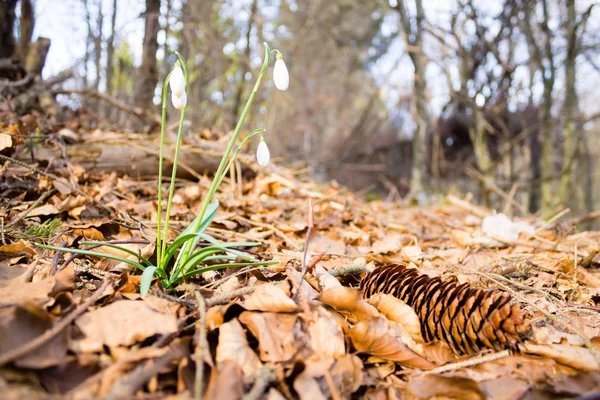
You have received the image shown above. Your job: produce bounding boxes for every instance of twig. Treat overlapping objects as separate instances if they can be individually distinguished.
[295,199,315,299]
[472,271,600,365]
[424,350,511,375]
[194,291,208,400]
[242,366,276,400]
[206,286,256,307]
[150,285,257,308]
[234,215,299,248]
[5,189,57,229]
[50,240,67,276]
[580,249,599,268]
[328,264,372,278]
[324,370,341,400]
[0,153,112,214]
[0,277,113,367]
[54,88,161,125]
[100,340,188,400]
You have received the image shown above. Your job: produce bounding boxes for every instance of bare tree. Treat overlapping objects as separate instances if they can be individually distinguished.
[0,0,17,60]
[231,0,258,126]
[104,0,118,118]
[522,0,555,213]
[133,0,161,112]
[16,0,34,64]
[559,0,594,205]
[391,0,431,194]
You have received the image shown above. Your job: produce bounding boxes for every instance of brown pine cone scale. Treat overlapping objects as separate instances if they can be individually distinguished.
[360,264,531,355]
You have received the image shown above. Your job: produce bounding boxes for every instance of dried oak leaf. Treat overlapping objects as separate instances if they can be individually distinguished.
[70,300,178,353]
[216,319,262,383]
[242,282,300,313]
[348,316,435,369]
[239,311,298,362]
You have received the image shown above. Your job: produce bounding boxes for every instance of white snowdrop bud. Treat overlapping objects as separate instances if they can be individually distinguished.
[171,91,187,110]
[169,64,186,96]
[273,59,289,91]
[256,140,270,166]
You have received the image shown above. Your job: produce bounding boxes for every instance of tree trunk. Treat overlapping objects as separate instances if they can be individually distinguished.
[133,0,161,112]
[395,0,431,195]
[559,0,578,205]
[231,0,258,126]
[93,0,103,92]
[539,0,556,214]
[16,0,34,64]
[0,0,17,59]
[104,0,118,118]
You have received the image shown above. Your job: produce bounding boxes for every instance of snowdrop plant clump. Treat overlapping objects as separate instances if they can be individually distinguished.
[40,43,288,296]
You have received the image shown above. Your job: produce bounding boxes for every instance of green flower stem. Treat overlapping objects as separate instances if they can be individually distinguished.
[170,43,271,286]
[156,73,172,268]
[160,105,186,265]
[216,129,264,189]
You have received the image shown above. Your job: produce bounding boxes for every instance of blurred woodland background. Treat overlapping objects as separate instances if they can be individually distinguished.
[1,0,600,220]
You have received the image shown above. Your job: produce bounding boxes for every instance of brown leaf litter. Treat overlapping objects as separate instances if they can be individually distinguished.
[2,128,600,399]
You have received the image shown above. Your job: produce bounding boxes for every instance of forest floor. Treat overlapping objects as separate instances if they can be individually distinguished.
[1,121,600,399]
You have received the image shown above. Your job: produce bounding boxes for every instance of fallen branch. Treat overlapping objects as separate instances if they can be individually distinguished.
[54,88,161,125]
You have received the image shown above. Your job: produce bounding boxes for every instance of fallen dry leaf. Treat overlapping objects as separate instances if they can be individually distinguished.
[523,343,600,371]
[239,311,298,362]
[203,360,245,400]
[330,354,364,396]
[0,304,69,368]
[348,316,435,369]
[243,282,300,312]
[313,264,342,290]
[367,293,423,343]
[317,286,379,322]
[0,277,57,308]
[407,374,486,400]
[308,307,346,360]
[401,245,423,264]
[0,132,12,151]
[70,300,178,353]
[371,233,404,255]
[215,319,262,383]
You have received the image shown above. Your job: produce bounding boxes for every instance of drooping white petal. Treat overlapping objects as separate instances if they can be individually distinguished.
[169,65,186,96]
[273,59,289,91]
[171,91,187,110]
[256,140,270,166]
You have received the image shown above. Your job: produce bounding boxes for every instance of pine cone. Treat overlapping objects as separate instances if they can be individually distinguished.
[360,264,531,355]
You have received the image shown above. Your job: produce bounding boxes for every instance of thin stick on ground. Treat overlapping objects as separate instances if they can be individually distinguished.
[0,154,112,214]
[242,366,276,400]
[0,277,113,367]
[424,350,511,375]
[194,291,208,400]
[5,188,57,229]
[295,199,315,299]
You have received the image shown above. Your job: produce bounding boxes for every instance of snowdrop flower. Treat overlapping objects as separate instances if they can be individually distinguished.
[256,139,270,166]
[273,57,289,91]
[171,91,187,110]
[169,64,186,96]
